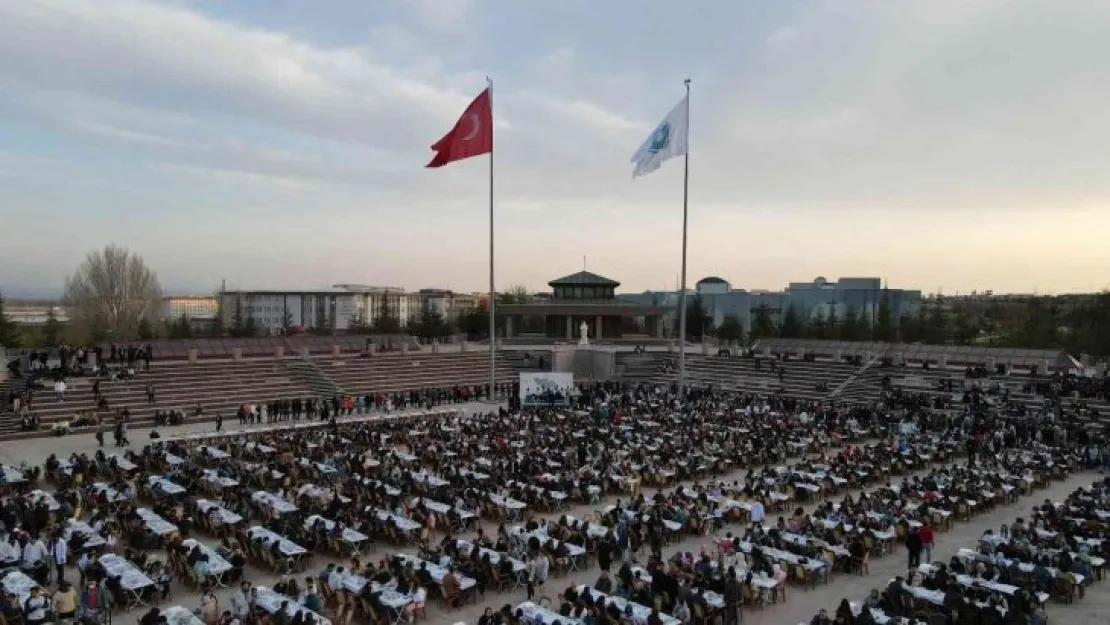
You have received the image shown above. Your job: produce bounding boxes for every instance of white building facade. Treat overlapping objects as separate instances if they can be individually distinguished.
[218,285,424,333]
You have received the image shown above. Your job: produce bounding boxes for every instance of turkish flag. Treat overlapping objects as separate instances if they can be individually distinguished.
[426,87,493,168]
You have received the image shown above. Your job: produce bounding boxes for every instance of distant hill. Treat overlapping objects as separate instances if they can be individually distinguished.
[0,285,63,300]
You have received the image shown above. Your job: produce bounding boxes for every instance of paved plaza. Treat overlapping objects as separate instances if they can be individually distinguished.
[2,412,1106,625]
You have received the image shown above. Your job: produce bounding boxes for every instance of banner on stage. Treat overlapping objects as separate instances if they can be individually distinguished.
[520,372,574,406]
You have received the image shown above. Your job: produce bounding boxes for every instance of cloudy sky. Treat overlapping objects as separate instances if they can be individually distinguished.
[1,0,1109,297]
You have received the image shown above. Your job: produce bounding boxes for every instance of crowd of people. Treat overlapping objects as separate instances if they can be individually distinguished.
[0,355,1103,625]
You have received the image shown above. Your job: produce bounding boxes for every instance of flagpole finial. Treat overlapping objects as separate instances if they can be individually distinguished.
[486,76,493,86]
[684,77,691,87]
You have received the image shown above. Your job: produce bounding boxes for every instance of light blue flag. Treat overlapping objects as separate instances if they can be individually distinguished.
[630,94,689,178]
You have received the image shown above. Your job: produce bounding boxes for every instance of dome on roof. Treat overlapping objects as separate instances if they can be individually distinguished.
[697,276,728,285]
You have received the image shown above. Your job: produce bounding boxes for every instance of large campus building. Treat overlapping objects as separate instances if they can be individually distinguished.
[217,285,478,333]
[619,276,922,334]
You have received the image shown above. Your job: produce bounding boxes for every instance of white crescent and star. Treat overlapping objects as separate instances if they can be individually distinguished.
[461,113,481,141]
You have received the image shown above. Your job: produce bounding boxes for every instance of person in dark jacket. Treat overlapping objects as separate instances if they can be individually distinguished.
[905,527,923,568]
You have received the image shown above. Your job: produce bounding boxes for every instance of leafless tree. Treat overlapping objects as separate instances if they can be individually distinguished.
[63,244,163,340]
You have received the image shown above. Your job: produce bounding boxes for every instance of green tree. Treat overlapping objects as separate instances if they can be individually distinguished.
[412,309,452,339]
[750,305,776,340]
[779,305,804,338]
[1007,297,1059,349]
[458,309,487,339]
[40,309,65,347]
[873,289,895,341]
[826,307,839,338]
[922,305,949,344]
[950,304,979,344]
[371,313,402,334]
[229,301,245,337]
[0,293,21,348]
[839,307,864,341]
[208,313,225,338]
[169,313,193,339]
[242,315,258,338]
[899,311,925,343]
[1066,291,1110,359]
[137,317,156,340]
[683,295,714,340]
[349,312,370,334]
[807,310,828,339]
[716,315,744,344]
[501,285,532,305]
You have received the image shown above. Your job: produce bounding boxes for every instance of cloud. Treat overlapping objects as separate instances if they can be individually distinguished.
[2,0,1110,294]
[410,0,474,33]
[73,121,196,149]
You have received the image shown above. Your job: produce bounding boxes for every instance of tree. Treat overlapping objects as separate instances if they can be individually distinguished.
[839,307,865,341]
[137,317,156,340]
[0,293,21,348]
[413,309,452,339]
[922,305,950,344]
[750,305,776,340]
[371,313,402,334]
[716,315,744,344]
[229,301,245,337]
[779,305,804,338]
[41,308,65,347]
[807,310,828,339]
[242,315,258,338]
[458,309,488,339]
[684,295,714,340]
[169,313,193,339]
[899,311,925,343]
[950,304,978,344]
[873,289,895,341]
[349,312,370,334]
[63,244,162,339]
[207,313,225,338]
[501,285,532,305]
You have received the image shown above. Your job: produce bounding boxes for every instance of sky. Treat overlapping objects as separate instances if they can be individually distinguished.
[1,0,1110,298]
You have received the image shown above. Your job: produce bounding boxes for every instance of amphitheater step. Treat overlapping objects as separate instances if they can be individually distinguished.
[285,359,346,398]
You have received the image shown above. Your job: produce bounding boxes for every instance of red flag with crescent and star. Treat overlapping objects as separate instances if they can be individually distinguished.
[426,87,493,168]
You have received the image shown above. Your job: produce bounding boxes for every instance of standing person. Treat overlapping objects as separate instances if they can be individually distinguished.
[905,527,923,569]
[230,581,253,623]
[23,586,49,625]
[95,423,104,448]
[919,523,935,565]
[216,414,223,433]
[52,581,77,622]
[534,552,549,595]
[524,555,536,600]
[51,533,67,584]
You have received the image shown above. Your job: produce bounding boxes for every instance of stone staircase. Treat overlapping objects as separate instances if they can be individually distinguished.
[285,359,346,398]
[830,355,882,402]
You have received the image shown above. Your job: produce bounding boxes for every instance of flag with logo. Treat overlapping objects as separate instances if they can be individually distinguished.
[427,87,493,168]
[630,94,689,178]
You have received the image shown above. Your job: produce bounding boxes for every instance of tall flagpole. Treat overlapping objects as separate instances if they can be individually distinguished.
[487,77,497,402]
[677,78,691,397]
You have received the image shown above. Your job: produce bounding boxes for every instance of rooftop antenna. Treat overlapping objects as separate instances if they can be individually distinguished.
[583,255,586,272]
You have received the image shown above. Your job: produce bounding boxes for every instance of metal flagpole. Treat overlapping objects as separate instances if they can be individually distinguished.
[677,78,691,398]
[487,76,497,402]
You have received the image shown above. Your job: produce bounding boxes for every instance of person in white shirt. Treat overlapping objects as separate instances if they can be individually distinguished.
[230,582,253,621]
[327,566,345,593]
[23,536,46,567]
[23,586,49,625]
[750,501,765,524]
[52,536,68,584]
[534,553,549,591]
[54,380,67,401]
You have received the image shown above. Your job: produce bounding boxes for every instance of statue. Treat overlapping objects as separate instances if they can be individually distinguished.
[578,320,590,345]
